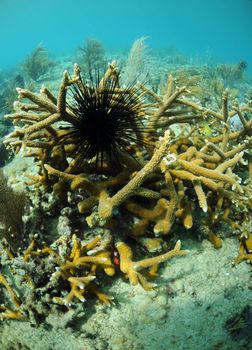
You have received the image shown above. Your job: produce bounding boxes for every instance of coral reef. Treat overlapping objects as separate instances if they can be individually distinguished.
[0,74,26,116]
[77,38,106,74]
[121,36,150,85]
[0,232,186,322]
[1,58,252,324]
[22,45,54,81]
[235,233,252,264]
[216,61,248,87]
[0,169,27,251]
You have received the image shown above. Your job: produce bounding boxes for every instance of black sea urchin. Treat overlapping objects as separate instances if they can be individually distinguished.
[58,70,148,171]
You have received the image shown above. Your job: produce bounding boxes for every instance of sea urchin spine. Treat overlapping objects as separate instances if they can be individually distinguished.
[56,65,148,172]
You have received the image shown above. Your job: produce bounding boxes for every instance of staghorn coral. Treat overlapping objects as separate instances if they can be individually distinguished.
[3,62,252,234]
[116,240,188,290]
[1,60,252,321]
[234,216,252,265]
[0,233,187,322]
[235,234,252,265]
[23,234,115,306]
[0,271,27,321]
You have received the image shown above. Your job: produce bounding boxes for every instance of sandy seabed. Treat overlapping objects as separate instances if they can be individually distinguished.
[0,235,251,350]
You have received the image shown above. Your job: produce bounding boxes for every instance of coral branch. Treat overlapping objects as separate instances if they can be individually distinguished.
[116,240,189,290]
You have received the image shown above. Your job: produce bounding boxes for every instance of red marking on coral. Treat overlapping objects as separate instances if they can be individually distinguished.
[113,256,120,266]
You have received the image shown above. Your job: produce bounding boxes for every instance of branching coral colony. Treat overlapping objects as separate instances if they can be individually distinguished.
[1,61,252,322]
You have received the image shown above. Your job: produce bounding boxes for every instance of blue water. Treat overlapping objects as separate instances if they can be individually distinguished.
[0,0,252,71]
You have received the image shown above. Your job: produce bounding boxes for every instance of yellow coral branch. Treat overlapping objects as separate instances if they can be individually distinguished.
[98,130,171,221]
[116,240,189,290]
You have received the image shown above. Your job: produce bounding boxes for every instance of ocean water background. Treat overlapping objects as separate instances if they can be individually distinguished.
[0,0,251,72]
[0,2,252,349]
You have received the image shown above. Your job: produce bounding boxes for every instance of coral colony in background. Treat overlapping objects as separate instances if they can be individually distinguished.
[0,38,251,324]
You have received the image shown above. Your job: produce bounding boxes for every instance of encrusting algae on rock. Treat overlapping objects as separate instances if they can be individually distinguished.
[1,59,252,322]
